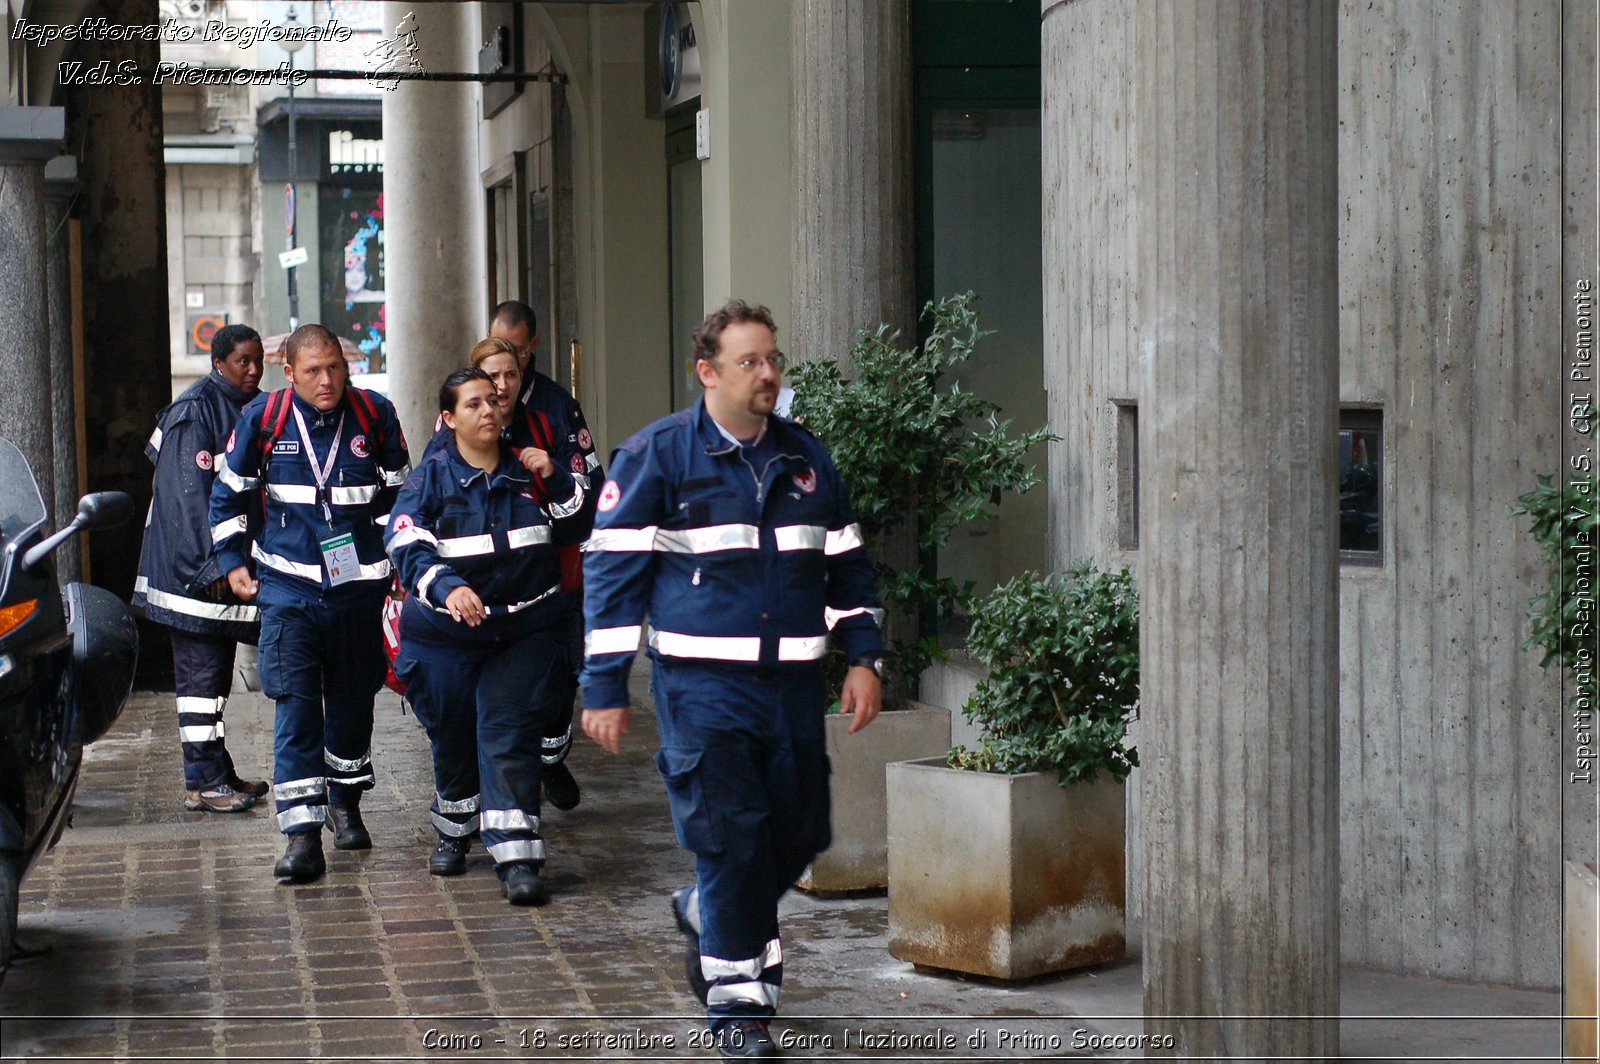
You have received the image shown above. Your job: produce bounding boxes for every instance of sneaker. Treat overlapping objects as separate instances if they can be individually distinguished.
[671,886,710,1004]
[499,862,550,906]
[429,836,470,877]
[714,1019,777,1059]
[183,784,255,814]
[228,773,269,799]
[543,761,581,811]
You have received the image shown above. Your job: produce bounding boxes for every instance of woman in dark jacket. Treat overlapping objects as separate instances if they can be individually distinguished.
[133,323,267,813]
[384,368,586,905]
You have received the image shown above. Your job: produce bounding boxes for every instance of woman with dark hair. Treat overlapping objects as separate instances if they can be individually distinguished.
[134,322,269,813]
[384,368,587,905]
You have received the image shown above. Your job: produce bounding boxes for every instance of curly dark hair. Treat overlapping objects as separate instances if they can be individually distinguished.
[690,299,777,365]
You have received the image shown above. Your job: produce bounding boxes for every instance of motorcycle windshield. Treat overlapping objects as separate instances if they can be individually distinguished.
[0,439,48,548]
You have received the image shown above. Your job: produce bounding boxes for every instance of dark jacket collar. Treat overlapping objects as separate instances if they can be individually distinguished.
[208,370,257,406]
[443,434,530,487]
[692,398,805,460]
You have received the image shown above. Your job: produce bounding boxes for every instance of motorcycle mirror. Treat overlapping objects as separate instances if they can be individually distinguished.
[75,492,135,531]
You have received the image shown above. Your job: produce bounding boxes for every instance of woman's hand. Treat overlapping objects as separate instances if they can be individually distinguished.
[445,585,487,627]
[516,446,555,478]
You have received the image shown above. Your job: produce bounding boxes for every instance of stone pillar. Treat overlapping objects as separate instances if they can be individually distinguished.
[1136,2,1340,1058]
[790,0,914,361]
[45,156,81,584]
[381,2,486,447]
[0,108,64,512]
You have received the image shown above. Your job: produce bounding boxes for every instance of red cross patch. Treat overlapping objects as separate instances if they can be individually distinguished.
[349,434,369,459]
[225,430,236,453]
[577,427,592,450]
[793,467,818,494]
[597,480,622,512]
[571,454,585,474]
[194,450,213,471]
[393,513,413,532]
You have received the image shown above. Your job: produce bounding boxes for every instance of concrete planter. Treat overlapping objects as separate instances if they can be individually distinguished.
[886,757,1125,980]
[1569,861,1599,1063]
[796,703,951,895]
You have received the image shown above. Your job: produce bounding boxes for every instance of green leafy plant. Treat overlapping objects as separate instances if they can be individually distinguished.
[789,293,1054,694]
[947,563,1139,785]
[1513,473,1599,712]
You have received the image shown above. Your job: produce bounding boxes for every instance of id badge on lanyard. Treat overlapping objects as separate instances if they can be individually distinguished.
[293,405,355,584]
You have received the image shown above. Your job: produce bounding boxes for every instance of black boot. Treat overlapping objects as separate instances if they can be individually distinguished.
[274,831,325,882]
[429,835,470,877]
[325,803,371,851]
[714,1019,777,1059]
[542,762,581,811]
[499,862,549,906]
[671,886,710,1004]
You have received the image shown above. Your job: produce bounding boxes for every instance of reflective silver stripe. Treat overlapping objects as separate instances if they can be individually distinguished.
[500,584,562,614]
[179,722,224,742]
[277,804,326,831]
[574,474,591,490]
[437,533,494,558]
[252,546,322,582]
[253,545,388,584]
[778,636,829,661]
[586,625,642,656]
[266,483,318,505]
[216,463,258,493]
[432,811,479,837]
[342,772,375,787]
[387,525,439,552]
[137,579,259,624]
[436,793,479,814]
[682,887,702,935]
[324,748,371,773]
[541,728,571,749]
[149,426,163,453]
[330,484,379,506]
[274,777,325,801]
[825,523,865,555]
[701,937,783,980]
[417,564,447,604]
[774,525,826,552]
[706,981,780,1009]
[656,524,759,554]
[586,452,600,470]
[585,527,658,552]
[381,465,410,487]
[211,514,249,545]
[547,481,586,519]
[176,695,223,717]
[486,838,546,863]
[481,809,539,833]
[506,525,553,549]
[650,629,761,662]
[824,605,886,630]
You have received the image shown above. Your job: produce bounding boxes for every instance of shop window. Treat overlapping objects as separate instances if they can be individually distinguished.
[1339,408,1383,564]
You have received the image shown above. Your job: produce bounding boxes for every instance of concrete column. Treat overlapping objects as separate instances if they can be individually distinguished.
[790,0,914,361]
[44,156,81,584]
[1136,2,1340,1057]
[0,108,64,512]
[381,2,486,446]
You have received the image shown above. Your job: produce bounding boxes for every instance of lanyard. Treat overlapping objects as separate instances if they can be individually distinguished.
[291,404,345,526]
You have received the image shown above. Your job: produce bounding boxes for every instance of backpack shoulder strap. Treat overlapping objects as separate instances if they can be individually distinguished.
[522,407,553,452]
[258,389,292,460]
[345,386,383,448]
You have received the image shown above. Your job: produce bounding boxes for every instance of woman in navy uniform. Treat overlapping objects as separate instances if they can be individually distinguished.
[385,367,587,904]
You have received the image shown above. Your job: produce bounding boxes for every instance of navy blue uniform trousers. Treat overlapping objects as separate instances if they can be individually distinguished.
[400,622,565,868]
[171,629,240,790]
[650,661,832,1025]
[258,597,385,834]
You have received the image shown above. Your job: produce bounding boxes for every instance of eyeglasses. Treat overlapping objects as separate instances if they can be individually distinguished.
[728,353,787,374]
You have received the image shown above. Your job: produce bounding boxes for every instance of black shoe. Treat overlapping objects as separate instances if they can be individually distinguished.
[715,1019,777,1059]
[429,836,470,877]
[543,761,581,811]
[325,803,371,851]
[227,773,270,799]
[671,887,710,1005]
[499,862,549,906]
[274,831,325,883]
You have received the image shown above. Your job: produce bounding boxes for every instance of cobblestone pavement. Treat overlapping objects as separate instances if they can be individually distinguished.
[0,684,1564,1062]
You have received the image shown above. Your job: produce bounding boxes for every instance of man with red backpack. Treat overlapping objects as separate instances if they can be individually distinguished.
[209,324,411,883]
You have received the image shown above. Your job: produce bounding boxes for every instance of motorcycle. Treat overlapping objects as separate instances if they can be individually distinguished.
[0,438,138,983]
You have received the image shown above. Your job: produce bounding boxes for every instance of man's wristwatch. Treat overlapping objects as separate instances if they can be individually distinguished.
[850,654,885,679]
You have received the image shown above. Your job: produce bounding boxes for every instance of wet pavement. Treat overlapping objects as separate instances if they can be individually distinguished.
[0,682,1564,1061]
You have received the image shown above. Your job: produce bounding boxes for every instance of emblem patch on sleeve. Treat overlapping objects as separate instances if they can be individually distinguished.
[793,467,818,494]
[195,450,213,471]
[597,480,622,512]
[577,428,593,450]
[349,434,369,459]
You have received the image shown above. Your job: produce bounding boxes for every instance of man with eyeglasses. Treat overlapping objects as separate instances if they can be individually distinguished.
[488,300,600,813]
[579,299,883,1059]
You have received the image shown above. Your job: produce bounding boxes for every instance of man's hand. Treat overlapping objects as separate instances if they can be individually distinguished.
[445,585,486,627]
[516,446,555,478]
[226,566,259,602]
[839,666,883,733]
[583,706,630,755]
